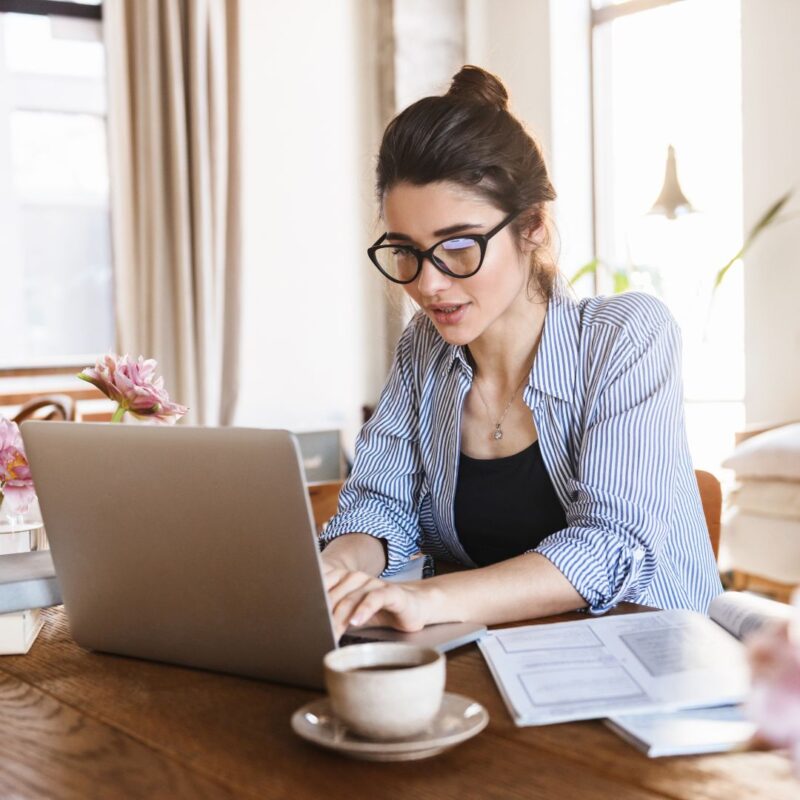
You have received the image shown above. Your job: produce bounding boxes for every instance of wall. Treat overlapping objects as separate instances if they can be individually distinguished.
[235,0,387,449]
[741,0,800,424]
[465,0,594,283]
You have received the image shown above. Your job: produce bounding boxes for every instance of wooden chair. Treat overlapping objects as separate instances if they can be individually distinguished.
[308,480,345,533]
[12,394,76,424]
[695,469,721,560]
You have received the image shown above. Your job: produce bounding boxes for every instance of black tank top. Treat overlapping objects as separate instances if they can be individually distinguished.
[454,440,567,567]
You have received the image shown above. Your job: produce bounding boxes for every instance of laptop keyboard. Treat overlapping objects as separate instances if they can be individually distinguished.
[339,633,380,646]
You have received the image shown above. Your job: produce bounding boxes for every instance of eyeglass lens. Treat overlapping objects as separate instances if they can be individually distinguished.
[373,237,482,282]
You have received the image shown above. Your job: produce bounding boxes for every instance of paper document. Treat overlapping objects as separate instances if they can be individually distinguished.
[605,705,756,757]
[478,609,750,726]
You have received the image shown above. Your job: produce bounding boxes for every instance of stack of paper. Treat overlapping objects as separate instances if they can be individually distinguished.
[605,705,756,757]
[478,609,750,727]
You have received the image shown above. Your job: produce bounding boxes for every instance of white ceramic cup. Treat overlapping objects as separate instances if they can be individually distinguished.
[323,642,446,741]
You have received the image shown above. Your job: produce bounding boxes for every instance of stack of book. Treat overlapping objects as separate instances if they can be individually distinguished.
[0,509,60,654]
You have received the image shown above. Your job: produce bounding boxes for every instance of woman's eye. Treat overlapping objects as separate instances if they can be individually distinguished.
[442,238,477,251]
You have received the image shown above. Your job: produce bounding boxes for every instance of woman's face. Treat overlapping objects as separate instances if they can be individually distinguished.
[382,181,536,347]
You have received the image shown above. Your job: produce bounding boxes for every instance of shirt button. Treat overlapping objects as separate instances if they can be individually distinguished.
[633,547,645,561]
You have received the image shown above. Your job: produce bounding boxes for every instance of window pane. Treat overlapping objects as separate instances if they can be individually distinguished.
[21,204,114,360]
[592,0,743,404]
[3,12,103,78]
[11,111,108,201]
[0,12,113,368]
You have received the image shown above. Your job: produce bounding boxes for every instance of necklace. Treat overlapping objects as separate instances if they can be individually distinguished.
[473,371,530,441]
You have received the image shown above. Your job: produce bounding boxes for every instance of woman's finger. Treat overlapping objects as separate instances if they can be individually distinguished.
[332,582,388,633]
[328,572,381,613]
[322,564,350,592]
[348,588,394,628]
[327,570,375,606]
[348,585,423,631]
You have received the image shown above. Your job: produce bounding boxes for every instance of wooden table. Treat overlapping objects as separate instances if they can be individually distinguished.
[0,607,795,799]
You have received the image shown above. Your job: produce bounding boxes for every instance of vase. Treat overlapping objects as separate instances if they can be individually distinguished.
[0,484,44,550]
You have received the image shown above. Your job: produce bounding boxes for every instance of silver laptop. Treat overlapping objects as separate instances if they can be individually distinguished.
[21,422,484,689]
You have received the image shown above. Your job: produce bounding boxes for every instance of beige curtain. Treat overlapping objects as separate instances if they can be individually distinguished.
[103,0,241,425]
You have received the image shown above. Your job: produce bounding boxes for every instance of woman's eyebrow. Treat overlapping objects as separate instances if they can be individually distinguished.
[385,222,485,241]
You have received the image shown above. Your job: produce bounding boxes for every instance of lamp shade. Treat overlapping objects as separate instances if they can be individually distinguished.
[648,145,696,219]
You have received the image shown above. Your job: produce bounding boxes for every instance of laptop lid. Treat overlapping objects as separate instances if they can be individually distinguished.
[22,422,337,689]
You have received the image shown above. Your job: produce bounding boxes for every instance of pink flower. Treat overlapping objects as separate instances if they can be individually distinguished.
[1,483,35,517]
[0,417,36,517]
[78,354,188,424]
[746,595,800,775]
[0,417,33,485]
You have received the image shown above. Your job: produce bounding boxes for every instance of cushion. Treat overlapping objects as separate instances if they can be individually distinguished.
[722,423,800,481]
[720,508,800,584]
[728,479,800,521]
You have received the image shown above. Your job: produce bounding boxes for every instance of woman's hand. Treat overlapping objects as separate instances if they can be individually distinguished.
[322,561,431,639]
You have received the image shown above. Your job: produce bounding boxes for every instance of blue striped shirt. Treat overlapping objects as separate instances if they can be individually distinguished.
[322,289,723,614]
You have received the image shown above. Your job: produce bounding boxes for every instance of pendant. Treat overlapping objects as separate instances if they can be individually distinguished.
[493,426,503,441]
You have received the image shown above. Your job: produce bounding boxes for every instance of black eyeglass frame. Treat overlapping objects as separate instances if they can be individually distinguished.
[367,210,520,284]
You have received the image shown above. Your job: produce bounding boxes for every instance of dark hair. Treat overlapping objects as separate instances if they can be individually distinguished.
[376,65,559,298]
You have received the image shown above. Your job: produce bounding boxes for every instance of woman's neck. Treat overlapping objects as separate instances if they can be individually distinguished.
[467,293,547,390]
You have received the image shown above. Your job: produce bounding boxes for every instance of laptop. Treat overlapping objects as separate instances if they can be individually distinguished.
[21,422,484,689]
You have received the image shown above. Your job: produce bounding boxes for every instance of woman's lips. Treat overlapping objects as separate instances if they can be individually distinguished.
[429,303,470,326]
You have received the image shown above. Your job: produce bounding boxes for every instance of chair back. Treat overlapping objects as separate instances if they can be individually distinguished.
[307,480,344,533]
[694,469,721,560]
[13,394,76,424]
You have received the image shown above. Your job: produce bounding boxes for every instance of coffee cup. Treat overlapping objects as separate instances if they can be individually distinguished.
[323,642,445,741]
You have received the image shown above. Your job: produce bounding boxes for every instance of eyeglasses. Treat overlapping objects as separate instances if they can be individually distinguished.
[367,211,519,285]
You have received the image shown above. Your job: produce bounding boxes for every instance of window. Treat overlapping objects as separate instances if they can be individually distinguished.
[590,0,744,469]
[0,2,112,369]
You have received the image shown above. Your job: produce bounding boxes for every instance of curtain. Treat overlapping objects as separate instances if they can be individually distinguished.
[103,0,241,425]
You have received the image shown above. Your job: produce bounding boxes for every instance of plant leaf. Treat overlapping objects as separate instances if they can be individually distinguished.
[612,270,630,294]
[568,258,599,286]
[713,189,794,290]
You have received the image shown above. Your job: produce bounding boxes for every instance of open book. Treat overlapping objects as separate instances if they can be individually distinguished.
[478,591,792,728]
[604,592,794,756]
[705,590,793,639]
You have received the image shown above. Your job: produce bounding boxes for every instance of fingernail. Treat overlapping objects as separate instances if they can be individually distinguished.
[350,615,362,626]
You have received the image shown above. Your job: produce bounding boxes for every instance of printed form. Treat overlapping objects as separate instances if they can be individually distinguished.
[478,609,750,726]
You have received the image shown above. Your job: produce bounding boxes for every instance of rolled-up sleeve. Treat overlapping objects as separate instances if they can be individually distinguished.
[320,322,423,576]
[533,315,684,614]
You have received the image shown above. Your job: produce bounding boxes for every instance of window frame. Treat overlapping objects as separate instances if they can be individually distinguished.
[588,0,685,294]
[0,1,101,22]
[0,0,108,377]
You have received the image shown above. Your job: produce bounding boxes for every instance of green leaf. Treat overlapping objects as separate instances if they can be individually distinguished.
[612,270,630,294]
[568,258,599,286]
[713,188,795,290]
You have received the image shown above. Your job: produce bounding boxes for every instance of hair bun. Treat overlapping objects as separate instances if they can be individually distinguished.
[446,65,509,112]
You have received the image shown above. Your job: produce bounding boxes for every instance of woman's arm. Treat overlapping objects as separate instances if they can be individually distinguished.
[326,552,584,637]
[319,319,424,575]
[321,532,387,576]
[533,304,686,614]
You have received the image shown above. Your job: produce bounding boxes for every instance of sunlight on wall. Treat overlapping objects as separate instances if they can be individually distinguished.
[592,0,744,469]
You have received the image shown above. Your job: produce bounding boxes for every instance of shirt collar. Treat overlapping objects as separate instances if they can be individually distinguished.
[529,292,579,403]
[447,341,472,374]
[446,290,579,404]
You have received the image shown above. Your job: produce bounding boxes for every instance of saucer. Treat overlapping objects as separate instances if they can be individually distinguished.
[291,692,489,761]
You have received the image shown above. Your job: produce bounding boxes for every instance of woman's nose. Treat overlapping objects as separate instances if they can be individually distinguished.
[416,256,452,296]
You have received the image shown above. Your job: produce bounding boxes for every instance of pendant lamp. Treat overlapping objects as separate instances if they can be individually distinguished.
[648,145,696,219]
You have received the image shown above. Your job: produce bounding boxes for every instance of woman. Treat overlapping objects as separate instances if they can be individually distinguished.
[320,65,722,637]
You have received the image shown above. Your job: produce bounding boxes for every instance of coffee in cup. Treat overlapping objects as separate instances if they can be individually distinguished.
[323,642,445,740]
